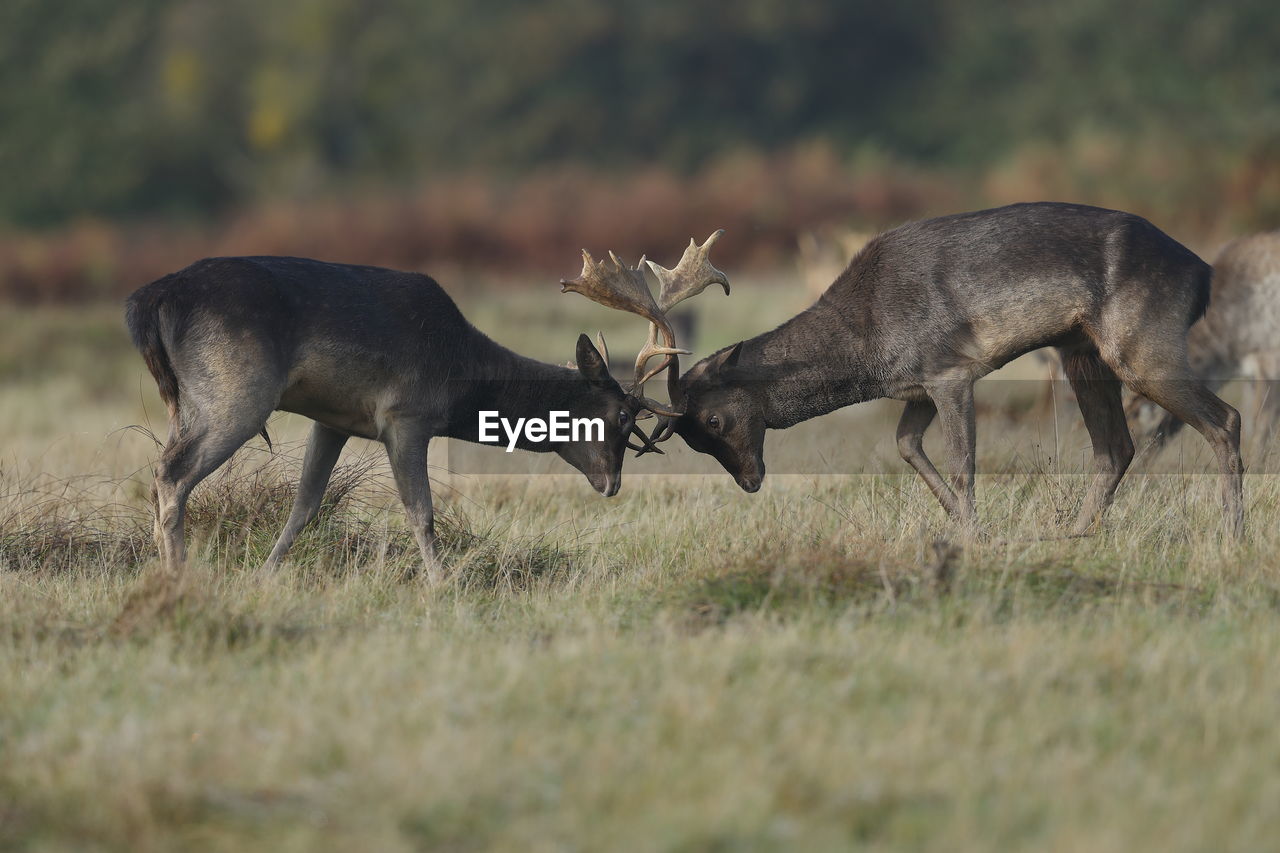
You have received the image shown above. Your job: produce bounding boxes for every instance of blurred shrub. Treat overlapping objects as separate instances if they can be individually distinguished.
[1,0,1278,229]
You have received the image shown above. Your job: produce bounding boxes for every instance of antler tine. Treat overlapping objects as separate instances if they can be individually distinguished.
[625,421,666,456]
[632,322,690,389]
[636,414,677,454]
[644,229,731,313]
[594,331,609,367]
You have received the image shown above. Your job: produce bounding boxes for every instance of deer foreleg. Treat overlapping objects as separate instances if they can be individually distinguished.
[385,420,442,581]
[925,380,978,526]
[264,422,348,570]
[896,399,966,519]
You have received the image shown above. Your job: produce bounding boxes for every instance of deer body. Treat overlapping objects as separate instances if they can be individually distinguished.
[666,203,1244,536]
[128,256,640,577]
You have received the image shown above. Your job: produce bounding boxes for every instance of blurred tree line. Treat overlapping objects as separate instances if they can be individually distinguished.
[1,0,1278,228]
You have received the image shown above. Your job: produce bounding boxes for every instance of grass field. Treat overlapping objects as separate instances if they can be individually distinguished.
[3,277,1279,851]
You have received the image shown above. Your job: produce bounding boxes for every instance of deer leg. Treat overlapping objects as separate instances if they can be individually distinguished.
[1120,372,1244,538]
[896,399,966,518]
[384,420,442,581]
[923,379,978,525]
[1149,376,1233,453]
[263,422,349,570]
[1060,349,1133,535]
[1129,359,1230,455]
[153,410,272,572]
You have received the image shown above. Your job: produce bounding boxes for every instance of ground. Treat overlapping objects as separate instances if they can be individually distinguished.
[2,280,1278,851]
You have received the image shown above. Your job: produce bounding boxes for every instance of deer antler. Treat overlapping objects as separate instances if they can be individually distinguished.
[646,229,730,312]
[559,233,730,446]
[559,250,689,399]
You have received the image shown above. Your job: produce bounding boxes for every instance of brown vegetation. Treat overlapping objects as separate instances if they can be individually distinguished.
[6,134,1277,303]
[0,147,945,302]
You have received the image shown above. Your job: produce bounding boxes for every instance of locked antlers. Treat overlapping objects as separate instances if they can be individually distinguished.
[560,231,730,423]
[560,250,689,398]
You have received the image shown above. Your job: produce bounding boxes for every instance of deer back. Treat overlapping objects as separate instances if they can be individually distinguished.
[814,203,1209,385]
[129,256,490,438]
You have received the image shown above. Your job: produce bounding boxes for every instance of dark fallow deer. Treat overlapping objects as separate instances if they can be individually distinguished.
[126,252,699,578]
[636,203,1246,538]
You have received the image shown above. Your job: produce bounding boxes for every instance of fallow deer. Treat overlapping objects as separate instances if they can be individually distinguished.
[126,251,707,578]
[624,203,1245,538]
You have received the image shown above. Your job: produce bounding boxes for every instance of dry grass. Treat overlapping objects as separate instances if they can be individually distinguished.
[3,292,1279,850]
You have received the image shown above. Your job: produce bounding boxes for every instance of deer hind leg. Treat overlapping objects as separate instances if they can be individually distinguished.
[1129,364,1231,455]
[263,422,349,570]
[153,400,276,572]
[1059,347,1134,535]
[383,419,442,581]
[1109,352,1244,539]
[896,399,967,519]
[922,379,978,526]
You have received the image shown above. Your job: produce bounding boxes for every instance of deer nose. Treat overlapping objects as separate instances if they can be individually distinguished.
[600,474,620,497]
[738,474,762,493]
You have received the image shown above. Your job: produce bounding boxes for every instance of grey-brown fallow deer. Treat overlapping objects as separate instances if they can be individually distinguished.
[1128,229,1280,458]
[126,248,713,578]
[631,203,1245,538]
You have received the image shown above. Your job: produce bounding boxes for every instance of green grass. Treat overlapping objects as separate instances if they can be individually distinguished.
[2,292,1278,851]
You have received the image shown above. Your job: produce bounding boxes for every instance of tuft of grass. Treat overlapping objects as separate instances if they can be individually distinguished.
[0,472,151,574]
[676,543,893,627]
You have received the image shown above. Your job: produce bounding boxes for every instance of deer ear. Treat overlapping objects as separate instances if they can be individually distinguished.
[575,333,615,388]
[709,342,742,372]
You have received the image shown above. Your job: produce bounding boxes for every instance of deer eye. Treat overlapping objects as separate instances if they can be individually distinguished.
[707,414,721,431]
[618,409,630,427]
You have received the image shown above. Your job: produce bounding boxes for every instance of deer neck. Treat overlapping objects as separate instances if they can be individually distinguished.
[444,333,584,449]
[741,298,883,429]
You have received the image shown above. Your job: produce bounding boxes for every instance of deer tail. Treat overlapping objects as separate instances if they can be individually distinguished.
[1189,261,1212,327]
[125,277,182,420]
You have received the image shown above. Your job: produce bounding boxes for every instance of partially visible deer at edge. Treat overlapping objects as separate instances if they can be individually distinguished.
[618,202,1245,538]
[1128,230,1280,458]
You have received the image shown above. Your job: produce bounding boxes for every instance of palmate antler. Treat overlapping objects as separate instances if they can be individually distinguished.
[647,230,730,314]
[559,250,689,399]
[560,231,730,452]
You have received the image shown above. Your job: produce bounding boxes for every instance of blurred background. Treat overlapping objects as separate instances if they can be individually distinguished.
[1,0,1278,302]
[2,0,1279,482]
